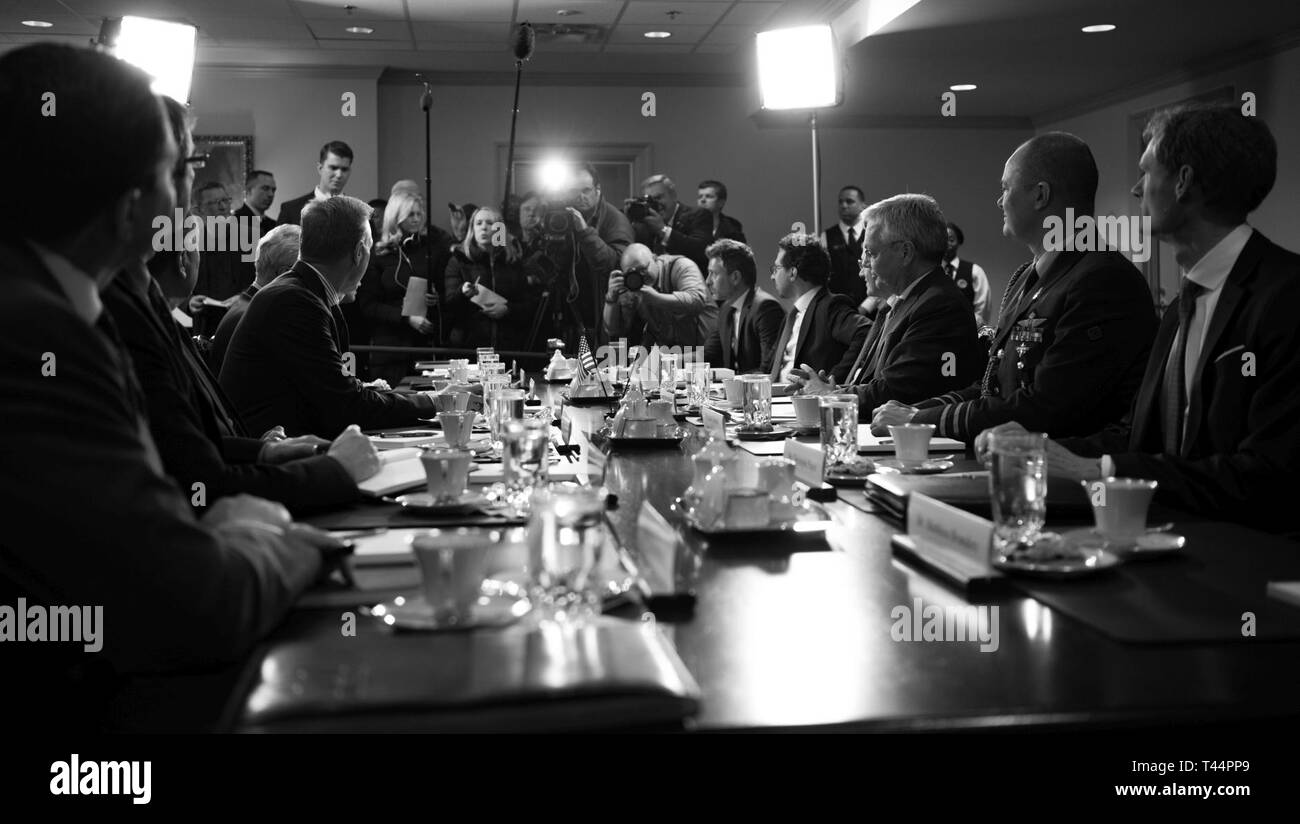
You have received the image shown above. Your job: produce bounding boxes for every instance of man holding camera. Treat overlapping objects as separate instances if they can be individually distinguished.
[603,243,714,349]
[627,174,714,272]
[549,163,634,346]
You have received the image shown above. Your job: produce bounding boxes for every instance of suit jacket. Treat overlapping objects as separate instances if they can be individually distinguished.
[846,267,983,415]
[210,283,257,374]
[0,240,319,727]
[1062,231,1300,533]
[637,204,713,272]
[703,286,783,373]
[824,224,867,307]
[103,271,357,514]
[911,250,1157,441]
[711,213,746,243]
[276,192,314,226]
[571,199,635,341]
[232,204,278,304]
[220,260,435,438]
[234,203,278,236]
[769,287,870,383]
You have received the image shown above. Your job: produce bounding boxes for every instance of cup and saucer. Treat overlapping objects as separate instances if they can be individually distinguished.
[1073,477,1186,559]
[369,584,531,631]
[392,490,492,515]
[992,532,1122,578]
[873,457,955,475]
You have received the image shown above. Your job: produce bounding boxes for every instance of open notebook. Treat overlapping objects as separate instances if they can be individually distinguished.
[358,447,582,497]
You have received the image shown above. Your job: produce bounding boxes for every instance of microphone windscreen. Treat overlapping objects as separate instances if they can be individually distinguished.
[512,22,535,62]
[419,86,433,111]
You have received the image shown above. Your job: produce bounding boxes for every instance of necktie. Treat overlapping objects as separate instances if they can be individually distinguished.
[850,304,890,385]
[771,305,800,381]
[723,305,737,367]
[980,260,1034,397]
[945,262,955,281]
[847,227,857,247]
[1162,278,1206,455]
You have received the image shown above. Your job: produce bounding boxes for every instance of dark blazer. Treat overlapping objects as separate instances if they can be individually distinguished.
[103,272,357,515]
[444,247,543,350]
[845,267,983,415]
[357,232,450,385]
[233,203,278,236]
[911,250,1157,441]
[640,204,713,272]
[276,192,314,226]
[703,286,784,373]
[1062,231,1300,533]
[769,287,870,383]
[710,212,746,243]
[220,260,435,438]
[0,240,319,726]
[824,224,867,307]
[210,283,258,374]
[231,204,278,302]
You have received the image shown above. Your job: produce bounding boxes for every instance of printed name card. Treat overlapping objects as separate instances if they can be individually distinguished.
[784,439,825,487]
[702,407,727,441]
[907,493,993,563]
[560,414,573,446]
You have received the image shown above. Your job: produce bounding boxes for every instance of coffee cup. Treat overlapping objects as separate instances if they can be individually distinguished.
[438,410,478,448]
[724,488,771,529]
[791,395,821,428]
[648,399,676,424]
[420,447,472,502]
[621,416,659,438]
[412,531,495,624]
[888,423,935,465]
[1083,477,1158,541]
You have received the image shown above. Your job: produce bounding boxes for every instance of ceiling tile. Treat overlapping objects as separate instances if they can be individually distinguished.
[316,38,411,50]
[700,24,759,45]
[693,43,739,53]
[618,2,732,26]
[290,0,405,20]
[411,21,512,43]
[516,0,625,26]
[201,17,316,40]
[718,1,783,26]
[405,0,518,24]
[609,24,712,43]
[305,18,408,39]
[603,43,695,54]
[56,0,192,19]
[176,0,297,18]
[0,15,98,35]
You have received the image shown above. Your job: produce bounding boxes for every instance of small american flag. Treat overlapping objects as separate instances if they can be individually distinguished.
[578,335,597,377]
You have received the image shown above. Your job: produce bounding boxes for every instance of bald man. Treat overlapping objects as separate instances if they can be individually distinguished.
[602,243,714,348]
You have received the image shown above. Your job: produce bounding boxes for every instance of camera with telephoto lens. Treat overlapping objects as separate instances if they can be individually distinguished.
[542,205,574,237]
[624,196,658,223]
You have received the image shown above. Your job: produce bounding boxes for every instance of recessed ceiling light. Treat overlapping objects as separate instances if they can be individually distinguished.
[556,9,582,16]
[22,20,54,28]
[1081,24,1116,33]
[950,83,977,91]
[644,31,672,39]
[346,26,374,35]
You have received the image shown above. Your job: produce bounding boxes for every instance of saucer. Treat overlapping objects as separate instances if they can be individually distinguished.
[433,436,494,454]
[992,533,1121,578]
[824,459,877,485]
[393,491,491,515]
[789,423,820,436]
[873,458,954,475]
[734,425,793,442]
[369,589,531,631]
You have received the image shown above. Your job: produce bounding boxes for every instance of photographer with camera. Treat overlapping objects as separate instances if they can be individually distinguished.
[539,163,633,347]
[626,174,714,272]
[602,243,714,349]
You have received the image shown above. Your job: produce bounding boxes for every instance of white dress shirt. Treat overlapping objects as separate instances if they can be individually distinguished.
[1170,224,1252,402]
[779,286,822,381]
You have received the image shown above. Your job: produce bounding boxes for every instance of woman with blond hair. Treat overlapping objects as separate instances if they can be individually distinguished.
[444,205,542,350]
[357,190,456,384]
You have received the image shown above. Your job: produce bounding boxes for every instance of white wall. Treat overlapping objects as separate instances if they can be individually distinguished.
[188,67,381,217]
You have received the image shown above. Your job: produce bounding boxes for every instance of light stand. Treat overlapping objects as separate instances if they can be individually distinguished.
[417,74,442,346]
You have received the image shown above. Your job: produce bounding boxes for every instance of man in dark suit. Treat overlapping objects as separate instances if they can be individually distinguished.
[220,195,443,438]
[188,181,245,336]
[211,223,301,371]
[276,140,353,226]
[0,43,334,731]
[697,180,746,243]
[631,174,714,272]
[822,185,869,307]
[980,105,1300,534]
[768,233,870,384]
[794,195,982,414]
[232,169,279,293]
[871,133,1157,442]
[702,239,782,373]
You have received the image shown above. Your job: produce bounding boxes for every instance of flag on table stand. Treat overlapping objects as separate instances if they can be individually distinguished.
[577,335,609,396]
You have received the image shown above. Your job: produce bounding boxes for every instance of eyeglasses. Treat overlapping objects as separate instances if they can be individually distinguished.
[862,240,906,261]
[184,153,209,169]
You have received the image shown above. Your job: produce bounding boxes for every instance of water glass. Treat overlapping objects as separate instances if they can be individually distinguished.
[684,362,710,409]
[740,375,772,430]
[488,387,525,445]
[448,358,470,383]
[659,353,679,401]
[987,431,1048,561]
[819,394,859,465]
[503,418,551,496]
[476,347,497,364]
[526,485,607,622]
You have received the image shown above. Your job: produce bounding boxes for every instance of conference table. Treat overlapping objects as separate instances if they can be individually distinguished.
[220,376,1300,733]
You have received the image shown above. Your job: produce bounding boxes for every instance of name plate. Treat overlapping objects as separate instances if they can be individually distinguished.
[702,407,727,441]
[907,492,993,564]
[560,414,573,446]
[784,439,825,487]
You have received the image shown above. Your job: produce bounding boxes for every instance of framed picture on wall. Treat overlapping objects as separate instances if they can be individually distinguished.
[193,135,254,208]
[497,143,653,211]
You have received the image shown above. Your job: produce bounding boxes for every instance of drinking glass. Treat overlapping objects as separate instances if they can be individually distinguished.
[684,362,711,409]
[503,418,551,497]
[987,431,1048,562]
[739,374,772,430]
[658,353,679,402]
[488,388,525,445]
[819,394,859,465]
[526,485,606,622]
[449,358,470,383]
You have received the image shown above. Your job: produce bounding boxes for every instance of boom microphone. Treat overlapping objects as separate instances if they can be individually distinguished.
[512,22,535,63]
[416,73,433,112]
